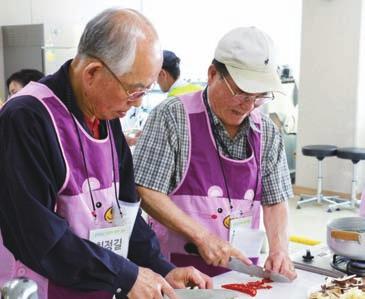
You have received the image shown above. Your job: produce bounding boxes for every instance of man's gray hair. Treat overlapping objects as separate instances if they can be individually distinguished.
[78,8,153,76]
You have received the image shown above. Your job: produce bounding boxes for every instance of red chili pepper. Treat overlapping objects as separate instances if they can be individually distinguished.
[222,284,257,297]
[246,281,264,287]
[241,287,257,297]
[221,283,245,291]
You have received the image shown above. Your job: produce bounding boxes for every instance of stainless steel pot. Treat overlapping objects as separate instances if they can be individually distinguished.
[327,217,365,260]
[1,277,38,299]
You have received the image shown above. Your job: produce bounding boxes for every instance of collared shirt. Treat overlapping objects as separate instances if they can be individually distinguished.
[0,60,173,298]
[168,77,187,91]
[133,94,293,205]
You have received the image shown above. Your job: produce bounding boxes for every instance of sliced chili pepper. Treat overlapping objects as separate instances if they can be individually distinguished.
[246,281,264,287]
[222,278,273,297]
[221,283,246,291]
[261,278,273,283]
[222,284,257,297]
[241,287,257,297]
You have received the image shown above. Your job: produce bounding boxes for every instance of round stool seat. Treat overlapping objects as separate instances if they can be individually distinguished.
[302,145,337,160]
[336,147,365,163]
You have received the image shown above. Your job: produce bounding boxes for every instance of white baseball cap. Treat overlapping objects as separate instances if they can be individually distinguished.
[214,26,284,94]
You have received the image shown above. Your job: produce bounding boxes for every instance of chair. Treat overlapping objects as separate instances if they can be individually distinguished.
[297,145,338,209]
[327,147,365,212]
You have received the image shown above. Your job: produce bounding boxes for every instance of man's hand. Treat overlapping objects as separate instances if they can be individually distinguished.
[127,267,177,299]
[195,231,252,267]
[165,266,213,289]
[264,251,297,281]
[124,129,142,146]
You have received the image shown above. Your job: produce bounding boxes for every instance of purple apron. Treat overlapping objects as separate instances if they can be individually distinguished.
[0,82,122,298]
[149,90,263,276]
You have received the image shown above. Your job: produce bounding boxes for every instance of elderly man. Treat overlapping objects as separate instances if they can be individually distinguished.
[0,8,210,299]
[134,27,297,280]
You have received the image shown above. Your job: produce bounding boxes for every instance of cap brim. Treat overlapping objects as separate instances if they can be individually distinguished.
[226,65,285,95]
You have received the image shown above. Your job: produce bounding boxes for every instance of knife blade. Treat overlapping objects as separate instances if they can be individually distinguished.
[228,258,290,283]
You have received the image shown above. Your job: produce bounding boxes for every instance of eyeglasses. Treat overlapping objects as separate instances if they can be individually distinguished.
[87,54,154,101]
[222,75,274,107]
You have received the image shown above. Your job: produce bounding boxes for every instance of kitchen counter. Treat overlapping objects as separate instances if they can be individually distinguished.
[213,269,326,298]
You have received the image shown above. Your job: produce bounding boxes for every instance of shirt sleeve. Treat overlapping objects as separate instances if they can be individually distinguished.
[133,99,187,194]
[260,115,294,205]
[128,210,175,276]
[0,98,138,297]
[111,118,175,277]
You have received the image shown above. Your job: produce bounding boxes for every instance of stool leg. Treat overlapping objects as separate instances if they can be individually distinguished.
[350,163,360,208]
[297,159,338,208]
[317,160,323,204]
[327,162,361,211]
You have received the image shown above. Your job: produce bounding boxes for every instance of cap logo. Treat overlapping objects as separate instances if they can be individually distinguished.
[264,58,269,65]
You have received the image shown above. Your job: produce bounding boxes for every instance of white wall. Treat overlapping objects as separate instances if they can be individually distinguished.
[356,1,365,185]
[0,0,302,96]
[0,0,142,95]
[296,0,365,194]
[142,0,302,82]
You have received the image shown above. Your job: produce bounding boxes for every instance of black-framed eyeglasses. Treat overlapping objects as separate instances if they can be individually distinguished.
[87,53,154,101]
[222,75,274,107]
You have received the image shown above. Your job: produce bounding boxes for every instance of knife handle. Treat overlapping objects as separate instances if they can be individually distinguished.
[184,243,200,255]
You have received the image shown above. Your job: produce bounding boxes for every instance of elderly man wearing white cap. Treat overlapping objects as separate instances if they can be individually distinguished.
[133,27,297,281]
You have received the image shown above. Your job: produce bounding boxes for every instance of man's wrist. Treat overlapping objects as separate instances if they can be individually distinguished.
[112,259,139,298]
[191,228,209,247]
[269,247,289,256]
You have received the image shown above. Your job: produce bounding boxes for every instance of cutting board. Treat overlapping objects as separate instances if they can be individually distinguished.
[212,269,327,298]
[164,289,245,299]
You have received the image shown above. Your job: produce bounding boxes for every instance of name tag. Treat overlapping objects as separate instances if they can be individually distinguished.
[89,226,128,256]
[90,200,140,257]
[229,214,265,258]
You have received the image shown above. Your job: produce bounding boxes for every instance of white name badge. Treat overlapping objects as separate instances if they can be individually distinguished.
[90,200,140,258]
[89,226,128,257]
[229,215,265,258]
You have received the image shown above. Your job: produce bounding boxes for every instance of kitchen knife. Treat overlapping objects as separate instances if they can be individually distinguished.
[228,257,290,283]
[184,243,290,282]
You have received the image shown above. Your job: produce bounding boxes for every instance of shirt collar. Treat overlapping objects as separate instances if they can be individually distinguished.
[40,59,83,118]
[169,77,186,91]
[39,59,105,137]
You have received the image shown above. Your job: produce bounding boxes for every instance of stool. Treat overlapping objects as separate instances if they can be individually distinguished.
[297,145,338,209]
[327,147,365,212]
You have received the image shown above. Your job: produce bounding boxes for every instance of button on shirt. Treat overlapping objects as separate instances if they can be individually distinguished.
[133,96,293,205]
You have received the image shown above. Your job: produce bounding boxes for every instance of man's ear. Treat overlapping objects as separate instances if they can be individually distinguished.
[159,69,167,79]
[83,62,103,88]
[207,64,218,85]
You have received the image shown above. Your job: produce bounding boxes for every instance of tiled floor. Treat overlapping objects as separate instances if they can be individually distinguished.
[287,195,359,253]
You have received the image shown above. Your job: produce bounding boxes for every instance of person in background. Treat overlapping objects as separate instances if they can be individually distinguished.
[157,50,202,97]
[134,27,297,281]
[120,107,146,146]
[6,68,44,97]
[0,8,211,299]
[122,50,202,147]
